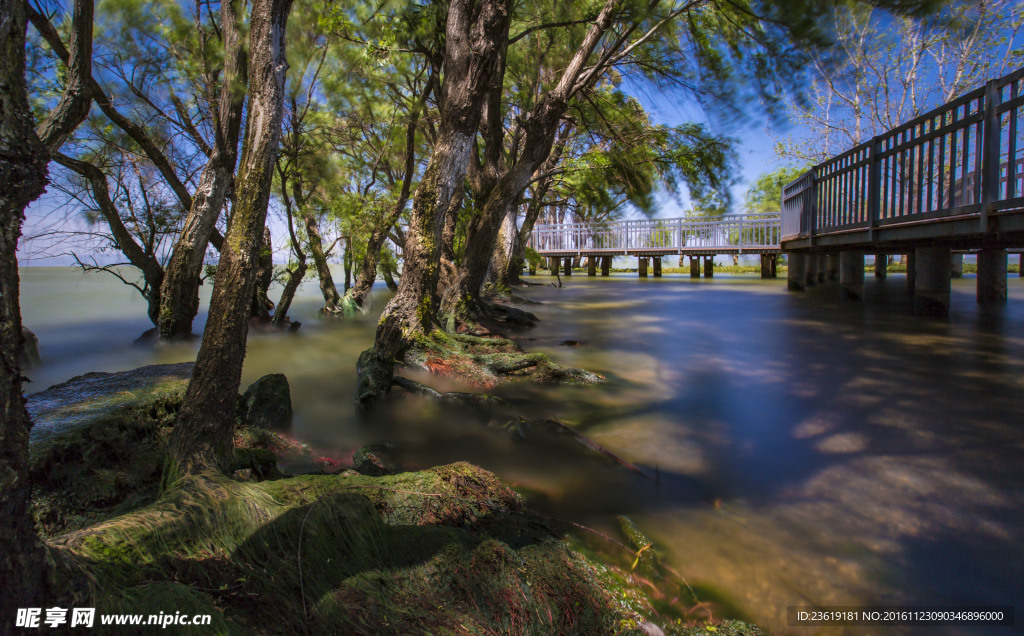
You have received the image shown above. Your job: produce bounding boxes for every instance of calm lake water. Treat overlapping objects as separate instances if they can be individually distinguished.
[19,266,1024,635]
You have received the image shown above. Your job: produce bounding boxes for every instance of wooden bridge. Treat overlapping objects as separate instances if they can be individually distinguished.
[527,66,1024,309]
[528,213,782,277]
[780,67,1024,313]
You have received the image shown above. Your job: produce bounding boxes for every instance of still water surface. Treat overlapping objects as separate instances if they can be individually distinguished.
[19,267,1024,635]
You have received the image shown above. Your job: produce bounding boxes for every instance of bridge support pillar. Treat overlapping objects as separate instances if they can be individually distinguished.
[690,257,700,278]
[638,257,648,277]
[601,256,611,276]
[587,257,597,276]
[914,246,951,316]
[563,257,572,277]
[804,253,818,287]
[787,253,807,291]
[906,252,916,293]
[817,254,828,283]
[760,254,773,278]
[977,248,1007,304]
[653,257,662,277]
[840,251,865,300]
[874,255,887,279]
[826,254,839,281]
[1019,253,1023,277]
[951,253,964,278]
[703,256,714,278]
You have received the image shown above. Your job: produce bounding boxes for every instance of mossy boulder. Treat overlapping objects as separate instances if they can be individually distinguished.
[239,373,292,429]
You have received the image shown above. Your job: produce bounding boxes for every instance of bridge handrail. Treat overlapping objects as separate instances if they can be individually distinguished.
[781,65,1024,243]
[529,212,781,253]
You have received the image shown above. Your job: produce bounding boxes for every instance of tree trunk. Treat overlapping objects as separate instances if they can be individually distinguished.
[455,0,618,307]
[272,261,306,326]
[251,226,273,321]
[1,0,93,609]
[355,0,510,408]
[303,211,343,313]
[343,237,352,292]
[167,0,293,478]
[157,0,247,340]
[54,154,166,325]
[273,181,307,326]
[485,203,519,292]
[381,260,399,291]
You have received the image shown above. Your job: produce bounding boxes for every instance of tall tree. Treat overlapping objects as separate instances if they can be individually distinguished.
[167,0,294,477]
[355,0,511,407]
[1,0,93,608]
[158,0,248,339]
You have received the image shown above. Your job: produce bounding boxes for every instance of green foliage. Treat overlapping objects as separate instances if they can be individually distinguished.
[744,166,810,215]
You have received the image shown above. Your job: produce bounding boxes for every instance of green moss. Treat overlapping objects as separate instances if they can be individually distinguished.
[62,464,632,634]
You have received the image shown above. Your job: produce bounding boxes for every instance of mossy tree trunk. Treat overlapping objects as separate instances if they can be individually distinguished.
[157,0,247,340]
[251,226,274,321]
[1,0,93,609]
[355,0,511,408]
[167,0,293,478]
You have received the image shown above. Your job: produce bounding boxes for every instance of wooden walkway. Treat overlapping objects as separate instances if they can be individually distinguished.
[528,213,781,257]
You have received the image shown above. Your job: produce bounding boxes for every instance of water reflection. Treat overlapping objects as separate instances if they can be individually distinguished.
[19,267,1024,635]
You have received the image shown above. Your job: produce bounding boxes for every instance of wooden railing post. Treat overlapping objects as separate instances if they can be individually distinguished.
[868,137,881,241]
[809,170,818,246]
[981,78,1001,232]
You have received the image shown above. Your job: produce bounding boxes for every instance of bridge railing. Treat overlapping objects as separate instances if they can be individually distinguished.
[782,66,1024,243]
[529,213,781,253]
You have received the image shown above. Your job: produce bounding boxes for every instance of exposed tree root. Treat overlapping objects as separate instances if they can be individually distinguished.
[392,376,508,407]
[404,328,603,389]
[503,417,654,481]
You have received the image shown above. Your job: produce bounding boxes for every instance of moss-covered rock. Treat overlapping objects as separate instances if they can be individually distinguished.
[239,373,292,429]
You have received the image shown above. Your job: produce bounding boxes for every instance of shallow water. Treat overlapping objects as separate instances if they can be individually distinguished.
[18,266,1024,635]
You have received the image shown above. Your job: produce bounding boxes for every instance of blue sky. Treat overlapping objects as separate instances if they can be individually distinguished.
[630,83,788,219]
